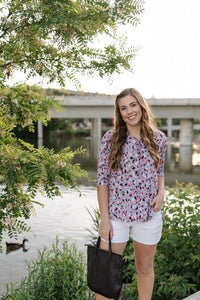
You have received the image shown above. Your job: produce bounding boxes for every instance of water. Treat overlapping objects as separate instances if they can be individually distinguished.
[0,136,200,295]
[0,185,98,295]
[45,135,200,178]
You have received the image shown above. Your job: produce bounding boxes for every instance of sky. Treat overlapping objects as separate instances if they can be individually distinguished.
[11,0,200,98]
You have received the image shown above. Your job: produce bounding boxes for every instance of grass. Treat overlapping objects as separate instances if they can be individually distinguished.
[2,237,95,300]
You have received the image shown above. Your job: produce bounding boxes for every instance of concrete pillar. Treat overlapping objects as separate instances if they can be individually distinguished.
[179,119,193,146]
[91,118,101,160]
[91,118,101,140]
[166,143,175,171]
[167,118,172,139]
[37,120,43,148]
[179,119,193,172]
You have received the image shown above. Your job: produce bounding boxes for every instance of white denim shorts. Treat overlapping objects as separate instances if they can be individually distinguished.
[101,211,163,245]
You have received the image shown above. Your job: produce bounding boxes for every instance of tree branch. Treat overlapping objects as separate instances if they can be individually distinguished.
[0,59,27,69]
[7,8,12,20]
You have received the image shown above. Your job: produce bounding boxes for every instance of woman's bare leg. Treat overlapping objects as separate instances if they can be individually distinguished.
[95,241,127,300]
[133,241,157,300]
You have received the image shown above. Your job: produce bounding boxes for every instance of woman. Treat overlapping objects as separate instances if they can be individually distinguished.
[97,88,167,300]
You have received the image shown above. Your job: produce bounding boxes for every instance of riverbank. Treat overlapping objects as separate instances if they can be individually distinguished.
[0,185,98,296]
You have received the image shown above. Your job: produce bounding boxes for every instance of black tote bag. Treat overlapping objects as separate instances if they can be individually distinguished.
[86,235,124,299]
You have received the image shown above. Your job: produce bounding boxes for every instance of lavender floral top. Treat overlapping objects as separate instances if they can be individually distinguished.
[97,130,167,223]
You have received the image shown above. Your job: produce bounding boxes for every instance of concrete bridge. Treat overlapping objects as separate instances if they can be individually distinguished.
[38,95,200,171]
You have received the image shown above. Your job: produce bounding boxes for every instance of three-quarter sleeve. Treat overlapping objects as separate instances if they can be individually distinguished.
[97,130,113,186]
[156,131,167,177]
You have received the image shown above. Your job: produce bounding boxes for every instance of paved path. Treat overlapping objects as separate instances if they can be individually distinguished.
[183,291,200,300]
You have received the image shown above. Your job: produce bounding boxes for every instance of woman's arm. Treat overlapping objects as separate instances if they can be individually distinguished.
[150,176,165,212]
[97,185,113,240]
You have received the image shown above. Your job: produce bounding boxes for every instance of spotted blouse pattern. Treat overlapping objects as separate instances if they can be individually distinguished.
[97,130,167,223]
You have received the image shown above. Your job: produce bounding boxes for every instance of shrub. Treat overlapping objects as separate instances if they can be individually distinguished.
[3,238,94,300]
[86,207,100,246]
[124,182,200,300]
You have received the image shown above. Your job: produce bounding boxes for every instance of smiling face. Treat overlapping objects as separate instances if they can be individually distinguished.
[118,94,142,131]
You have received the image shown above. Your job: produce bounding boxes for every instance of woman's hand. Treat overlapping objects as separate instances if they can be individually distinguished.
[99,219,113,241]
[150,193,164,212]
[97,185,112,240]
[150,176,165,212]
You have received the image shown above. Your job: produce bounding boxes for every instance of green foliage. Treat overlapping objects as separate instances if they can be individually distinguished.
[87,182,200,300]
[124,182,200,300]
[0,84,89,247]
[86,207,100,246]
[156,119,163,128]
[3,237,94,299]
[0,0,144,87]
[0,136,88,243]
[0,85,61,130]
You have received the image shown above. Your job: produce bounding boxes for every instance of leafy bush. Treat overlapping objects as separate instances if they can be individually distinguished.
[3,238,94,300]
[86,207,100,246]
[124,182,200,300]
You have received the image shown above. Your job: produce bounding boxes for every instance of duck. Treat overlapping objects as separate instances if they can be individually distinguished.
[6,238,29,254]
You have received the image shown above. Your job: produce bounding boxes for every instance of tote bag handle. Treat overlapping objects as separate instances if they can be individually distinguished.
[96,233,112,255]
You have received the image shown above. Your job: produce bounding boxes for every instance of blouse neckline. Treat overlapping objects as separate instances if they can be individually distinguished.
[127,131,142,142]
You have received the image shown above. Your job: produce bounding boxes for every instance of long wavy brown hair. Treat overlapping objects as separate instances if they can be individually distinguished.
[108,88,160,171]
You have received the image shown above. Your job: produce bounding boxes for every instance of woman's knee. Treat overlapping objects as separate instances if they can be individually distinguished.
[133,241,157,275]
[135,260,154,276]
